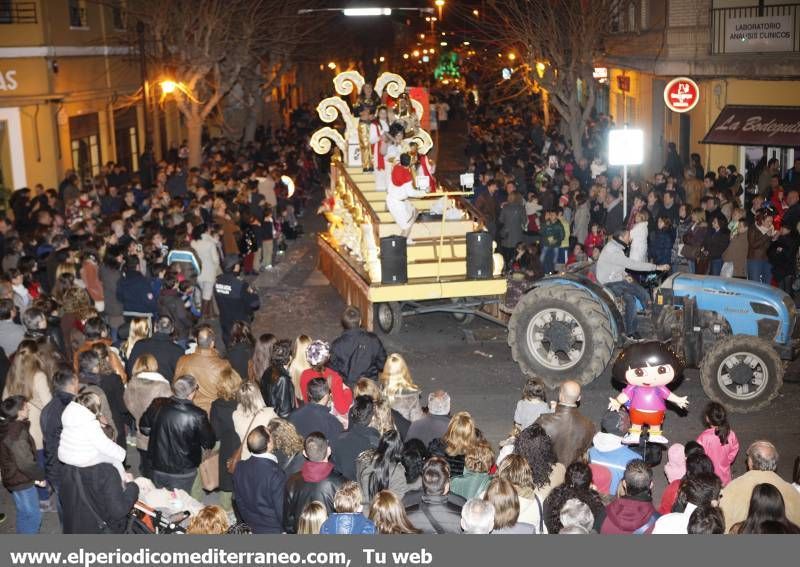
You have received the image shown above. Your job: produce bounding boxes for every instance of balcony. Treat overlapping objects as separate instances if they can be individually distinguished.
[0,1,37,24]
[711,3,800,54]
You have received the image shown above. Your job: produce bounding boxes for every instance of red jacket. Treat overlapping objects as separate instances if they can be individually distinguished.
[600,496,658,534]
[299,367,353,417]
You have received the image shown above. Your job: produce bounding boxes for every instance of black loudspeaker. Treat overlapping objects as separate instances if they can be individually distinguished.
[466,231,493,280]
[380,236,408,284]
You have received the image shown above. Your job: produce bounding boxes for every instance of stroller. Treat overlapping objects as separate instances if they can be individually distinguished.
[129,501,191,534]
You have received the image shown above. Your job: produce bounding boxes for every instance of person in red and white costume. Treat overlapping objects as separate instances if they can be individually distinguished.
[370,106,392,191]
[409,142,437,193]
[387,153,430,244]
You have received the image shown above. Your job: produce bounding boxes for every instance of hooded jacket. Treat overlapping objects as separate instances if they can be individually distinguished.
[57,401,126,478]
[600,494,658,534]
[596,239,657,284]
[123,371,172,450]
[588,432,640,496]
[283,461,344,534]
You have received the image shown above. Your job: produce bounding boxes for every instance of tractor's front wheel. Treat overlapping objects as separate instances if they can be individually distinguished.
[700,335,783,413]
[508,284,616,388]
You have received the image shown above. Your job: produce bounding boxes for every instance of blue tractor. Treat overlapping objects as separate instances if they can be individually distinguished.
[507,273,798,412]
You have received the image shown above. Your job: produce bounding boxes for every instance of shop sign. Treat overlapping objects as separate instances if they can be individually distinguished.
[664,77,699,113]
[702,105,800,147]
[724,15,794,53]
[0,70,18,91]
[593,67,608,83]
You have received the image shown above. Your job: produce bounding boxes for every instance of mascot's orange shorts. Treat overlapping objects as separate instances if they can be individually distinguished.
[629,408,665,426]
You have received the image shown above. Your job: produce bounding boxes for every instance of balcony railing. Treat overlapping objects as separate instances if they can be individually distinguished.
[0,1,38,24]
[711,3,800,54]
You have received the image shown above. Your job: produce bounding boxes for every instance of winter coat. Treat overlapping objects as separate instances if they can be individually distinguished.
[139,396,216,474]
[720,470,800,531]
[573,202,591,245]
[3,370,51,450]
[100,265,124,322]
[60,463,139,534]
[57,402,126,475]
[387,388,423,423]
[696,427,739,486]
[79,371,128,448]
[260,366,295,419]
[596,239,657,284]
[126,333,185,382]
[191,233,221,285]
[405,414,450,448]
[450,469,492,501]
[769,234,799,279]
[283,461,345,533]
[703,228,731,261]
[649,228,675,266]
[116,271,157,316]
[300,367,352,417]
[498,202,526,248]
[356,449,410,502]
[210,398,238,492]
[600,495,658,534]
[540,220,564,248]
[215,214,241,256]
[747,226,773,261]
[629,221,649,263]
[535,405,596,466]
[329,328,387,386]
[672,218,692,266]
[722,228,749,278]
[288,402,343,442]
[174,347,234,415]
[157,288,194,341]
[332,423,380,481]
[320,513,376,534]
[123,371,172,450]
[405,493,463,534]
[80,259,103,303]
[232,454,287,533]
[40,389,74,489]
[226,342,253,384]
[0,419,45,492]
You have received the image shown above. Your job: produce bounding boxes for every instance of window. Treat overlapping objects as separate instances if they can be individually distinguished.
[0,1,38,24]
[68,0,87,29]
[111,0,125,30]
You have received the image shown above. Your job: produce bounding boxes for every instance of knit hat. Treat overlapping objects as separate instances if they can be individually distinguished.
[664,443,686,484]
[306,340,330,367]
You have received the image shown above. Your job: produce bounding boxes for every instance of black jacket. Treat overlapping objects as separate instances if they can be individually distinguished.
[226,342,253,382]
[79,371,129,449]
[232,455,287,534]
[157,289,194,341]
[260,367,295,419]
[289,402,343,442]
[140,397,216,474]
[60,463,139,534]
[214,273,260,343]
[40,389,74,489]
[332,423,380,480]
[405,493,464,534]
[0,419,44,492]
[283,462,344,534]
[209,398,238,492]
[329,329,387,386]
[126,333,185,382]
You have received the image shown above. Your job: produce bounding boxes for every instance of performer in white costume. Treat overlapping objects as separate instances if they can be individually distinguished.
[369,106,392,191]
[387,153,430,244]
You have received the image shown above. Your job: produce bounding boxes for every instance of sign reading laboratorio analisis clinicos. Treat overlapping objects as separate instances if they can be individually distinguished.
[664,77,700,113]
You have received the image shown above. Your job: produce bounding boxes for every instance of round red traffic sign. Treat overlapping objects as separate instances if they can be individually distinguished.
[664,77,700,113]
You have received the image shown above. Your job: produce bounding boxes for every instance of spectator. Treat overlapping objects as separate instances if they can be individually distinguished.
[332,396,379,481]
[429,411,478,478]
[186,505,230,535]
[380,353,423,422]
[120,317,151,367]
[543,462,606,534]
[157,272,194,345]
[214,255,260,346]
[687,505,725,534]
[225,321,255,388]
[460,498,494,534]
[719,440,800,531]
[283,432,345,534]
[747,211,776,284]
[559,498,595,534]
[404,456,463,534]
[357,429,410,501]
[231,381,277,461]
[116,255,157,320]
[260,339,295,419]
[0,298,24,356]
[660,449,715,516]
[369,490,421,534]
[450,440,495,501]
[123,354,172,478]
[139,374,217,492]
[600,460,658,534]
[514,378,552,431]
[653,474,721,534]
[297,501,327,535]
[40,367,79,507]
[126,315,184,381]
[704,216,730,276]
[482,477,535,534]
[406,390,451,447]
[696,402,739,486]
[77,348,127,449]
[320,481,376,534]
[729,484,800,534]
[535,381,595,466]
[289,377,343,441]
[174,325,233,414]
[329,306,387,386]
[191,223,222,318]
[722,218,749,278]
[267,418,306,476]
[232,426,287,534]
[73,317,127,382]
[300,340,352,420]
[588,410,640,496]
[0,395,45,533]
[288,335,312,404]
[210,366,243,510]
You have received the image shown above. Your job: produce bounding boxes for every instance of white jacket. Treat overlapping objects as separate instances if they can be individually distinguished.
[596,239,657,284]
[629,221,649,263]
[58,401,126,479]
[191,233,221,284]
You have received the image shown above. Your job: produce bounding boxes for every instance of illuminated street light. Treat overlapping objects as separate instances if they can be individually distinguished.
[440,41,448,46]
[160,80,177,94]
[419,33,425,39]
[535,61,546,77]
[412,49,420,57]
[463,41,470,46]
[429,47,435,53]
[473,9,479,16]
[403,53,409,59]
[343,7,391,16]
[379,56,385,62]
[327,61,337,70]
[508,52,516,61]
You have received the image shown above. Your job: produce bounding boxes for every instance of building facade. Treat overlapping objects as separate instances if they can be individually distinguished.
[600,0,800,182]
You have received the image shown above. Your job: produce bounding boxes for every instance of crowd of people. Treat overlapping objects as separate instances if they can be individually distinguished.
[0,89,799,538]
[464,99,800,335]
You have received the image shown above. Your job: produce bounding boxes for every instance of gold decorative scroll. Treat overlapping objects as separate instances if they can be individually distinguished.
[310,127,346,155]
[316,96,352,124]
[402,129,434,154]
[375,72,406,99]
[333,71,365,96]
[410,98,424,121]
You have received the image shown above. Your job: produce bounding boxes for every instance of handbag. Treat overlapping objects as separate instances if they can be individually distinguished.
[226,411,262,475]
[198,447,220,491]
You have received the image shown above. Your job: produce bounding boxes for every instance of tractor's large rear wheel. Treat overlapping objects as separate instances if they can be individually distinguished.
[700,335,783,413]
[508,284,616,388]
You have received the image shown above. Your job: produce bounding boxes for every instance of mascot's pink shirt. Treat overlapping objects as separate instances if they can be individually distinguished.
[623,385,670,412]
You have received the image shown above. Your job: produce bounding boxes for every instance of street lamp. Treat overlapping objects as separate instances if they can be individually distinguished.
[160,80,177,94]
[327,61,337,70]
[508,53,516,61]
[608,126,644,218]
[435,0,445,19]
[343,7,391,16]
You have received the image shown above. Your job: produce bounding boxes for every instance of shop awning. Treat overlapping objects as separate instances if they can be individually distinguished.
[701,105,800,147]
